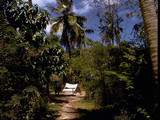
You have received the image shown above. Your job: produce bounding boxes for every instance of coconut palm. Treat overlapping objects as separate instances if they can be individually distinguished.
[46,0,93,57]
[99,11,123,44]
[73,16,94,49]
[139,0,158,83]
[139,0,158,118]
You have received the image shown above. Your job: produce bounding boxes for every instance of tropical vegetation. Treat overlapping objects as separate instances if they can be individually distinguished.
[46,0,93,57]
[0,0,159,120]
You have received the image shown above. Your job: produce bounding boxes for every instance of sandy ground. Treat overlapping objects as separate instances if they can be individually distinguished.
[54,94,84,120]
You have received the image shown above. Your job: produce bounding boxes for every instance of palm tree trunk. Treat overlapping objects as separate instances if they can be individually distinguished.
[28,0,32,5]
[139,0,158,81]
[139,0,158,118]
[67,41,71,58]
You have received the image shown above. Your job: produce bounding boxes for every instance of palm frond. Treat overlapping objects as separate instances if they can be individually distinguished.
[85,29,94,34]
[75,22,84,31]
[76,16,87,22]
[50,22,61,35]
[107,23,113,29]
[58,22,63,37]
[68,15,76,25]
[50,16,62,23]
[45,6,59,14]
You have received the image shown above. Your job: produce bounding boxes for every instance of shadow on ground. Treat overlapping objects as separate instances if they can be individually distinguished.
[50,94,76,103]
[49,94,117,120]
[73,108,116,120]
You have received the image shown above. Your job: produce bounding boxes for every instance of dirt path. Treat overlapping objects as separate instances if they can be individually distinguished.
[55,94,84,120]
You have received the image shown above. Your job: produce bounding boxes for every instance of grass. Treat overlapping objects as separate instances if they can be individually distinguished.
[47,96,117,120]
[70,99,117,120]
[70,99,96,111]
[48,102,61,112]
[45,101,61,119]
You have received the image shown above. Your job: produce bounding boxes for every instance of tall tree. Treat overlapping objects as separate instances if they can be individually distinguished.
[99,1,123,44]
[139,0,158,118]
[139,0,158,82]
[46,0,92,57]
[99,12,123,44]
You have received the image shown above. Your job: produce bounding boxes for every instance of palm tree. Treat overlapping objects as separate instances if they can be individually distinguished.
[72,16,94,49]
[46,0,93,57]
[139,0,158,118]
[139,0,158,85]
[99,11,123,44]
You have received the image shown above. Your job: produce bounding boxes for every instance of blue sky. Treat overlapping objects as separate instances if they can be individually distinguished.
[23,0,141,42]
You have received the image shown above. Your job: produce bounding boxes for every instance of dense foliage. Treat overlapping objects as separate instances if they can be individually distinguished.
[0,0,66,119]
[0,0,158,120]
[68,41,155,119]
[46,0,93,57]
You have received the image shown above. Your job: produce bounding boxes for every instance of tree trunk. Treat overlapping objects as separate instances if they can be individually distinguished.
[28,0,32,5]
[46,81,49,95]
[139,0,158,81]
[139,0,158,119]
[45,69,51,98]
[68,43,71,58]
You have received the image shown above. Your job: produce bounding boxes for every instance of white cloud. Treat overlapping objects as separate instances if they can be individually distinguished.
[23,0,56,8]
[73,0,120,15]
[45,22,59,34]
[45,23,52,34]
